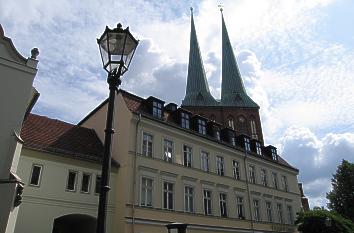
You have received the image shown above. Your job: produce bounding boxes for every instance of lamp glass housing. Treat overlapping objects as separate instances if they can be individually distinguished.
[98,24,138,75]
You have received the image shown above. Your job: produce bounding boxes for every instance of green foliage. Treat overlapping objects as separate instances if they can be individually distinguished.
[296,209,354,233]
[327,160,354,222]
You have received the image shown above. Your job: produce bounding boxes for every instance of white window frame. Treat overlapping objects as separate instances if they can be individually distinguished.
[29,164,43,187]
[216,156,225,176]
[183,145,192,168]
[200,151,209,172]
[163,139,174,163]
[184,186,194,213]
[197,119,206,135]
[244,138,251,151]
[256,142,262,155]
[261,169,267,187]
[266,201,273,222]
[277,203,284,223]
[203,189,212,215]
[163,181,174,210]
[281,175,289,192]
[152,101,162,118]
[236,196,245,219]
[140,176,153,207]
[287,205,294,224]
[253,199,261,221]
[81,173,91,194]
[219,193,228,217]
[142,132,153,157]
[232,160,240,180]
[249,165,256,184]
[181,112,190,129]
[66,170,78,192]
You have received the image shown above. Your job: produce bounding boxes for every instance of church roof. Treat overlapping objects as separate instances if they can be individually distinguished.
[21,113,118,166]
[182,8,218,107]
[220,11,259,108]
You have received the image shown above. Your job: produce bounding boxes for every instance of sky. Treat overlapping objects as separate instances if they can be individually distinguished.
[1,0,354,209]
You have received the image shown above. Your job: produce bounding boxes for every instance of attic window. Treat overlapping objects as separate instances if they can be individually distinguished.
[256,142,262,156]
[197,119,206,135]
[271,148,278,161]
[152,101,162,118]
[181,112,190,129]
[244,138,251,151]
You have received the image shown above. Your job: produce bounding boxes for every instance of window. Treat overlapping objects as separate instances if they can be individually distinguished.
[216,156,225,176]
[271,148,277,161]
[163,182,174,210]
[256,142,262,155]
[81,173,91,193]
[203,190,212,215]
[261,169,267,187]
[244,138,251,151]
[141,177,153,207]
[231,134,236,146]
[142,133,153,157]
[66,171,77,191]
[287,205,294,224]
[272,172,278,189]
[219,193,227,217]
[200,151,209,172]
[266,201,273,222]
[249,165,256,184]
[281,175,289,192]
[228,116,234,129]
[236,196,245,219]
[232,160,240,180]
[184,186,194,212]
[29,164,43,186]
[163,139,173,163]
[183,145,192,167]
[253,200,260,221]
[197,119,206,135]
[95,175,101,194]
[152,101,162,118]
[216,130,221,140]
[250,120,257,139]
[277,203,283,223]
[181,112,190,129]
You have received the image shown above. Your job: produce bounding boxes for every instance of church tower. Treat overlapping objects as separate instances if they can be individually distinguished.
[182,9,264,143]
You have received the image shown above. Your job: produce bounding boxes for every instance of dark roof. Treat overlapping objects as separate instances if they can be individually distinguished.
[21,113,117,166]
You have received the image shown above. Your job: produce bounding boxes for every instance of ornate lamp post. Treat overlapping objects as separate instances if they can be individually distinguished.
[166,223,188,233]
[96,23,138,233]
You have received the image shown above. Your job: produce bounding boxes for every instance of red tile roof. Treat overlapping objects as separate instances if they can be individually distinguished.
[21,114,105,163]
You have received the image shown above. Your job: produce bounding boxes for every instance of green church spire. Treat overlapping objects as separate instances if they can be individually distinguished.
[220,10,258,108]
[182,8,218,107]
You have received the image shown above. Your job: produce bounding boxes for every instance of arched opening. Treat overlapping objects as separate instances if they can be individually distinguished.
[52,214,97,233]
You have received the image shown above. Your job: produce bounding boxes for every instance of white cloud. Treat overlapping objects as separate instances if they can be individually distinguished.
[280,126,354,207]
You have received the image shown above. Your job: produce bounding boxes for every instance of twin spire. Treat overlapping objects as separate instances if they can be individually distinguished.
[182,8,258,108]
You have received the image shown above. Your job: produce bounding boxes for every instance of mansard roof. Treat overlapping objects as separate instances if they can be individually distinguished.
[21,113,118,166]
[182,9,218,107]
[220,11,259,108]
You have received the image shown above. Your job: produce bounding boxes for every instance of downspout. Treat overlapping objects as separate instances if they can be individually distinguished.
[131,113,141,233]
[243,149,255,233]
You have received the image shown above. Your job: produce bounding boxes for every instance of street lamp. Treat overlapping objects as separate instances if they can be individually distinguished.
[166,223,188,233]
[96,23,138,233]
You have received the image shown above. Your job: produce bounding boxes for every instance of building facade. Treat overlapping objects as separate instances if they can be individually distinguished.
[0,24,39,233]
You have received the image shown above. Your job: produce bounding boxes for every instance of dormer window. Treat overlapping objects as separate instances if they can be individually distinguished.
[256,142,262,156]
[231,136,236,146]
[228,116,234,129]
[271,148,278,161]
[152,101,162,118]
[244,138,251,151]
[181,112,190,129]
[216,130,221,140]
[197,119,206,135]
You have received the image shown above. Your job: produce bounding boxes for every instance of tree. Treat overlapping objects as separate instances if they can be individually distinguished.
[296,209,354,233]
[327,160,354,222]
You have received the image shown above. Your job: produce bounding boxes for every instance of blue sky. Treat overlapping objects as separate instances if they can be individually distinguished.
[1,0,353,208]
